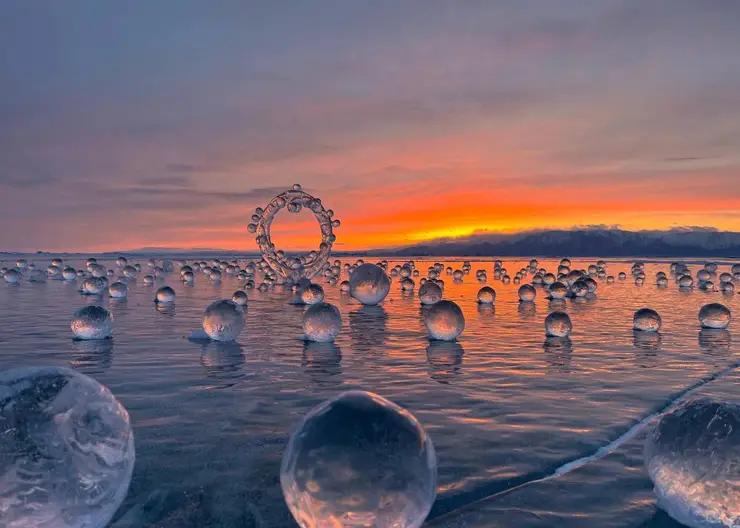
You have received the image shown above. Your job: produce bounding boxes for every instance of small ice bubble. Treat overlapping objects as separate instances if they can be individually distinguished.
[71,306,113,340]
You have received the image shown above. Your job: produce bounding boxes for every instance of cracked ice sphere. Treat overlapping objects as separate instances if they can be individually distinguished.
[0,366,134,528]
[698,303,731,330]
[548,281,568,299]
[4,268,21,284]
[424,300,465,341]
[154,286,175,304]
[349,263,390,306]
[202,300,244,342]
[303,302,342,342]
[281,390,436,528]
[108,281,128,299]
[71,306,113,340]
[545,311,572,337]
[232,290,248,306]
[644,398,740,528]
[518,284,537,302]
[122,265,137,279]
[418,281,443,305]
[477,286,496,304]
[634,308,662,332]
[81,277,105,295]
[301,284,325,305]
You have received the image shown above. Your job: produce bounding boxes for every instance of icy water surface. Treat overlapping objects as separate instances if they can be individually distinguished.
[1,256,739,528]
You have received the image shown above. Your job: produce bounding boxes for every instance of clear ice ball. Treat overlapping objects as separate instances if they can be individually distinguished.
[154,286,176,304]
[232,290,248,306]
[122,265,137,279]
[418,281,443,305]
[202,300,244,342]
[0,366,134,528]
[280,390,437,528]
[634,308,662,332]
[548,282,568,299]
[477,286,496,304]
[349,263,390,306]
[71,306,113,340]
[81,278,105,296]
[303,302,342,342]
[4,268,21,284]
[108,281,128,299]
[545,311,572,337]
[301,284,325,305]
[518,284,537,302]
[645,398,740,528]
[401,278,416,292]
[424,300,465,341]
[698,303,731,329]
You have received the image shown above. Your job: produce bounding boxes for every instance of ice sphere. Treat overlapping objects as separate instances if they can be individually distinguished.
[618,272,627,281]
[698,303,731,329]
[502,275,511,285]
[301,283,325,305]
[424,300,465,341]
[115,256,128,268]
[722,282,735,295]
[209,269,222,282]
[0,366,134,528]
[122,265,137,279]
[518,284,537,302]
[4,268,21,284]
[154,286,176,304]
[720,272,733,283]
[349,263,390,306]
[697,269,711,282]
[477,286,496,304]
[280,390,436,528]
[162,259,174,272]
[634,308,662,332]
[545,311,572,337]
[452,269,464,281]
[202,300,244,341]
[16,258,28,269]
[142,274,154,285]
[548,281,568,299]
[81,277,105,295]
[47,265,62,280]
[339,280,350,293]
[418,281,443,305]
[303,302,342,342]
[62,267,77,280]
[704,262,719,273]
[401,277,416,292]
[232,290,248,306]
[29,269,47,282]
[182,271,195,283]
[108,281,128,299]
[570,280,589,297]
[644,398,740,528]
[657,276,668,287]
[679,275,694,288]
[543,273,556,285]
[71,305,113,340]
[90,264,106,278]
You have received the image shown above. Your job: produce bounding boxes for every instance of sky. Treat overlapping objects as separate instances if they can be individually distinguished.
[2,0,740,252]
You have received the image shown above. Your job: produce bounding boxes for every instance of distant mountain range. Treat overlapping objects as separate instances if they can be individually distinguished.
[384,228,740,258]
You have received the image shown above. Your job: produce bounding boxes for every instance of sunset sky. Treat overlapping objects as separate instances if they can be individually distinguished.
[2,1,740,252]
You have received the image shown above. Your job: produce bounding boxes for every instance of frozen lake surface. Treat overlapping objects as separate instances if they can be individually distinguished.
[1,256,738,527]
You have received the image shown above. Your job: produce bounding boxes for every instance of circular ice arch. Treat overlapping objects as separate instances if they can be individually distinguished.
[247,184,340,284]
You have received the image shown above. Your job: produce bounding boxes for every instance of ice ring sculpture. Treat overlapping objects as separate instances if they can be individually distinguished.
[247,184,339,284]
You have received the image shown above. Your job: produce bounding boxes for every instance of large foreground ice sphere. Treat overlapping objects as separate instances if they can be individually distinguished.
[0,366,134,528]
[280,391,436,528]
[545,311,572,337]
[349,263,390,305]
[518,284,537,302]
[154,285,176,304]
[231,290,248,306]
[303,302,342,342]
[108,281,128,299]
[477,286,496,304]
[645,398,740,528]
[698,303,731,329]
[202,300,244,341]
[71,306,113,340]
[418,281,443,305]
[424,300,465,341]
[301,283,325,305]
[4,268,21,284]
[548,281,568,300]
[634,308,662,332]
